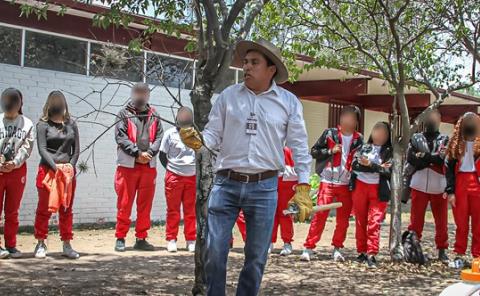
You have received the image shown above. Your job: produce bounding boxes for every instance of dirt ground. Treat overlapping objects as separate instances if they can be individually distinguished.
[0,214,463,296]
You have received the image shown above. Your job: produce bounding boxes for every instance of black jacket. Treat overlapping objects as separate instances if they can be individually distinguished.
[350,143,393,202]
[311,127,363,175]
[402,132,448,202]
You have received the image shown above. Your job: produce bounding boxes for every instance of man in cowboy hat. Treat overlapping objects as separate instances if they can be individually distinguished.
[180,38,312,296]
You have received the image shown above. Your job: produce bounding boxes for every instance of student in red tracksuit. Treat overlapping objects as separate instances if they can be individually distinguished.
[34,91,80,259]
[350,122,392,268]
[445,112,480,268]
[301,105,363,262]
[159,107,196,253]
[232,147,297,255]
[405,110,450,263]
[0,88,35,259]
[114,83,163,252]
[270,146,297,255]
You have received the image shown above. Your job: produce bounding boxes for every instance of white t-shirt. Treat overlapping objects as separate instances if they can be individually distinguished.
[356,145,382,184]
[320,133,353,185]
[160,127,196,176]
[460,141,476,172]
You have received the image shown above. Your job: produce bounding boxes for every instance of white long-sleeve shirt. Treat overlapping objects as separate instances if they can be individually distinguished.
[203,82,312,183]
[0,113,35,168]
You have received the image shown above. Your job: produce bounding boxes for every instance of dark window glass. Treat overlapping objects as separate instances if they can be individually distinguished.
[25,31,87,74]
[146,53,193,89]
[0,26,21,66]
[214,68,236,93]
[90,43,143,82]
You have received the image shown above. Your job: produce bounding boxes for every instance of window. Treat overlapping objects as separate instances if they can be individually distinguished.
[25,31,87,74]
[146,53,193,89]
[0,26,21,66]
[90,43,143,82]
[214,68,237,93]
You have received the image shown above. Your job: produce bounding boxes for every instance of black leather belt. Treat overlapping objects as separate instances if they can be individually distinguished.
[217,169,278,183]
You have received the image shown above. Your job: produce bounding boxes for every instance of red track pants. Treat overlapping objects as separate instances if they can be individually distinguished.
[271,180,295,244]
[114,164,157,239]
[408,189,448,250]
[304,182,352,249]
[0,164,26,248]
[34,165,76,241]
[233,180,296,244]
[453,172,480,257]
[165,170,196,241]
[352,180,387,255]
[235,211,247,242]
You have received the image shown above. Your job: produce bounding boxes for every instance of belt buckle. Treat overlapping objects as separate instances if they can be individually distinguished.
[238,173,250,184]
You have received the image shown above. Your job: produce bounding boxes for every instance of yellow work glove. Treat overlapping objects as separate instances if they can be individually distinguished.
[288,183,313,223]
[179,127,203,151]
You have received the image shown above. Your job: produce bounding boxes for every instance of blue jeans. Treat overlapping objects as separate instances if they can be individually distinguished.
[205,174,278,296]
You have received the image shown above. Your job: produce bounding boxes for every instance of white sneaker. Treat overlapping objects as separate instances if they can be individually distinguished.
[34,241,47,259]
[0,247,10,259]
[280,243,293,256]
[186,240,196,253]
[300,249,313,261]
[268,243,274,254]
[167,240,177,252]
[62,243,80,259]
[333,247,345,262]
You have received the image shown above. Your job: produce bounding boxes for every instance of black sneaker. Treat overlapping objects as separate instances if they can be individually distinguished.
[356,253,367,264]
[6,247,22,259]
[133,239,155,251]
[115,239,126,252]
[367,255,377,269]
[438,249,449,264]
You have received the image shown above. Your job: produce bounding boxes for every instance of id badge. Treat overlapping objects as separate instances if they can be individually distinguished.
[246,113,258,135]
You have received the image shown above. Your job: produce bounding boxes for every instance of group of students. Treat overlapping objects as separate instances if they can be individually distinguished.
[0,84,199,259]
[229,104,480,270]
[1,87,479,272]
[271,105,478,270]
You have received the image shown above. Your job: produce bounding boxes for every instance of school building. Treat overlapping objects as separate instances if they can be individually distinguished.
[0,0,478,226]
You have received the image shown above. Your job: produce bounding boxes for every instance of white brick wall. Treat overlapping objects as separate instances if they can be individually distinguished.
[0,63,194,226]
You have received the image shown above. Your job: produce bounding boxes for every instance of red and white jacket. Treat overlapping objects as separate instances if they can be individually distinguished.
[281,146,298,182]
[115,103,163,168]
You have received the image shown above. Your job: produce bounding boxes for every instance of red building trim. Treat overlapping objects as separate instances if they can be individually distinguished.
[0,1,192,58]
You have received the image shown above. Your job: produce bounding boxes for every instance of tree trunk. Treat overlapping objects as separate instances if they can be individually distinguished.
[190,86,215,296]
[389,139,405,261]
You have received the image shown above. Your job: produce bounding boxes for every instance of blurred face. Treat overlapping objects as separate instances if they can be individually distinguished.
[131,89,150,109]
[243,51,276,91]
[371,124,389,146]
[425,111,441,132]
[48,95,66,117]
[339,112,357,131]
[462,115,480,140]
[1,93,21,115]
[176,108,193,128]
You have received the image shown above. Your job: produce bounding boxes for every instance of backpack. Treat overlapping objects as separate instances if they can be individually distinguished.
[402,230,427,265]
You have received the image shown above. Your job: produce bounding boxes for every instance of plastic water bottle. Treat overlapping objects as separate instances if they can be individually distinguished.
[440,259,480,296]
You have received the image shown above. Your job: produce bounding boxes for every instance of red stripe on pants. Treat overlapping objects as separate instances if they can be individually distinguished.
[114,164,157,239]
[352,180,387,255]
[165,170,196,241]
[0,164,26,248]
[453,172,480,257]
[271,180,295,243]
[408,189,448,249]
[34,165,77,241]
[304,182,352,249]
